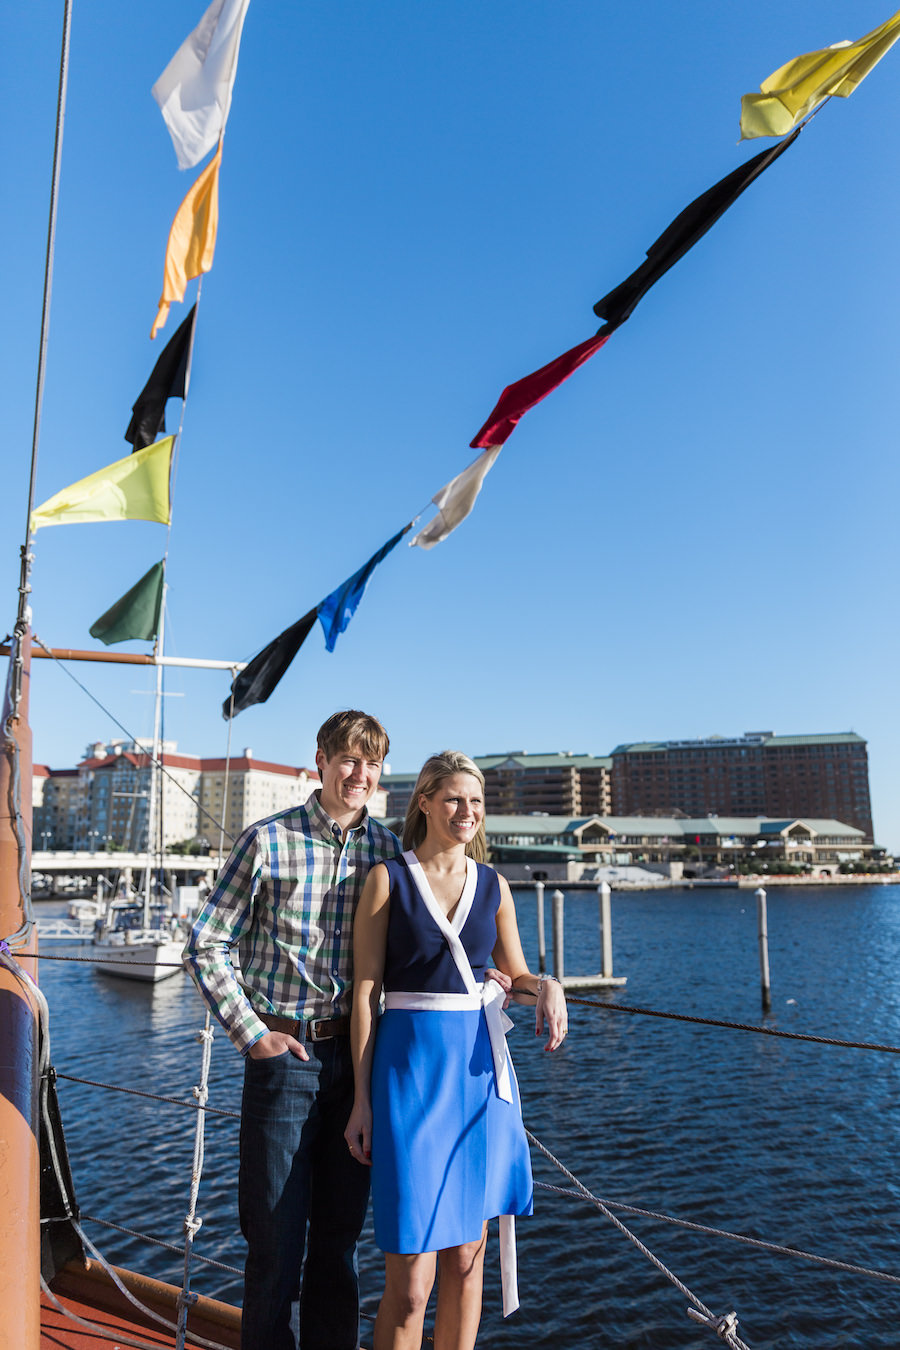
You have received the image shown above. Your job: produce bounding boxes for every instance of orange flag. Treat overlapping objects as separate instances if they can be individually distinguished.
[151,147,222,338]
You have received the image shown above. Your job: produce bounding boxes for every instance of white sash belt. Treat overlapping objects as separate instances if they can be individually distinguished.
[383,982,514,1104]
[383,980,520,1315]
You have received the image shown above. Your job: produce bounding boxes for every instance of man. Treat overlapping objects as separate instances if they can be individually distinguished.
[184,710,401,1350]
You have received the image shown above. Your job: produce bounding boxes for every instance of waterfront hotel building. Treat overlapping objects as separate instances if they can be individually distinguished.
[610,731,873,842]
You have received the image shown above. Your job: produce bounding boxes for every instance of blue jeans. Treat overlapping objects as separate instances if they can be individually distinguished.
[238,1039,370,1350]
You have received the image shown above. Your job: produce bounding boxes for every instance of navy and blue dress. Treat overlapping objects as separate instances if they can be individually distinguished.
[370,851,533,1278]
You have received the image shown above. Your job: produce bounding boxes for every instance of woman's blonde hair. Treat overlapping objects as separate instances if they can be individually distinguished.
[402,751,487,862]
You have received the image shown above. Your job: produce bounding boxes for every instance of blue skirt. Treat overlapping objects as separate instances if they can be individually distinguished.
[371,1007,533,1254]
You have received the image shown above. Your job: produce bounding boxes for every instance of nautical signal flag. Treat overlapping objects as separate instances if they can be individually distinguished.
[740,7,900,140]
[89,561,165,646]
[411,448,501,549]
[471,332,612,449]
[153,0,252,170]
[224,608,318,718]
[317,527,411,652]
[223,526,411,717]
[151,148,221,339]
[31,437,174,532]
[126,306,197,452]
[593,129,801,331]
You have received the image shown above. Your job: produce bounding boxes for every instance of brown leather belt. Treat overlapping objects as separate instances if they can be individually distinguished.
[259,1012,351,1042]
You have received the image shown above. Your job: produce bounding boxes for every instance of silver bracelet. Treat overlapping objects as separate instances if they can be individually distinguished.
[536,974,559,996]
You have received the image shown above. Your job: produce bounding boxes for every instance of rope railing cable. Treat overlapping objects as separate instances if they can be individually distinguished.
[525,1128,751,1349]
[74,1214,243,1278]
[33,951,186,965]
[55,1069,241,1118]
[532,1182,900,1286]
[565,994,900,1055]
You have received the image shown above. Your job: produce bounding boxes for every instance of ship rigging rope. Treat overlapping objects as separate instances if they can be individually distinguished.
[31,632,237,847]
[53,1068,240,1117]
[532,1181,900,1286]
[77,1215,243,1278]
[2,714,35,946]
[563,992,900,1055]
[525,1128,751,1350]
[176,1013,215,1350]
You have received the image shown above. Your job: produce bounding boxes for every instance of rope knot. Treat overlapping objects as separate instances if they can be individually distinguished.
[687,1308,740,1342]
[176,1289,200,1309]
[192,1085,209,1105]
[196,1027,214,1044]
[184,1216,203,1238]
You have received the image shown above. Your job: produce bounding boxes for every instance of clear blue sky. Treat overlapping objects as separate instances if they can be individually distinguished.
[4,2,898,847]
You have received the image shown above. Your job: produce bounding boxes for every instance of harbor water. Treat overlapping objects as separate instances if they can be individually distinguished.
[38,883,900,1348]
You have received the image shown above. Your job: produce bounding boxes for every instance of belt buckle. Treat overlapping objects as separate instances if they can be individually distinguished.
[306,1018,328,1042]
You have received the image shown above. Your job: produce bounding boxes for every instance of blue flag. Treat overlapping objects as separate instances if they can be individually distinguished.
[317,527,409,652]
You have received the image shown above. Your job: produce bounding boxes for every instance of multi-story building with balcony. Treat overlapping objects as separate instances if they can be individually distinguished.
[610,731,873,841]
[34,739,325,853]
[33,766,80,850]
[381,752,613,823]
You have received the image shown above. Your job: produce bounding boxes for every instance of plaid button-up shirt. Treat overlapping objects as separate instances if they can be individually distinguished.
[184,792,402,1053]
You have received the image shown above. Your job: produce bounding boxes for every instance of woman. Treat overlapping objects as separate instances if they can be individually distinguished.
[345,750,567,1350]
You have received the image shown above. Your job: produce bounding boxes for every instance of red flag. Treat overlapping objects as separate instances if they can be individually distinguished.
[470,331,611,449]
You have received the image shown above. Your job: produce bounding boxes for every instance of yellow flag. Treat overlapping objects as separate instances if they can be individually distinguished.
[151,147,222,338]
[31,437,174,532]
[740,7,900,139]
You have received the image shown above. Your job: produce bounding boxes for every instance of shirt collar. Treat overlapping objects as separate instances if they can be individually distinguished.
[306,789,370,843]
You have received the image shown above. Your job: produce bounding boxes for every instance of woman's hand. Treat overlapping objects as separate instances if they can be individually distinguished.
[485,967,512,1007]
[536,977,568,1052]
[344,1098,373,1165]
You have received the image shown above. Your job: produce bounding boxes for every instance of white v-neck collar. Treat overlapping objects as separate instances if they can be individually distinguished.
[402,850,479,993]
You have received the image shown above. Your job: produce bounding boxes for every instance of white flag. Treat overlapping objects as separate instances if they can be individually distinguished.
[411,448,501,550]
[153,0,251,170]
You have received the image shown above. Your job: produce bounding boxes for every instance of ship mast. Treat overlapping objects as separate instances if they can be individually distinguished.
[11,0,73,724]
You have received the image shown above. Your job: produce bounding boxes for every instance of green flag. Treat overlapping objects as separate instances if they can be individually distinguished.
[89,560,165,645]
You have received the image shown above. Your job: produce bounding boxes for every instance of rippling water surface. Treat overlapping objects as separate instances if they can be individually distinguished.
[38,884,900,1348]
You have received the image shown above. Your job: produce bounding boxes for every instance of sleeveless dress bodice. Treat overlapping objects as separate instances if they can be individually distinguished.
[381,854,501,993]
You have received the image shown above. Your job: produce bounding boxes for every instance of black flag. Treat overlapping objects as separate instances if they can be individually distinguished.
[593,127,801,332]
[125,305,197,452]
[223,608,319,719]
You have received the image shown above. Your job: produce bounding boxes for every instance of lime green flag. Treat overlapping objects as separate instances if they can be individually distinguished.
[89,560,165,646]
[31,436,174,532]
[740,7,900,139]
